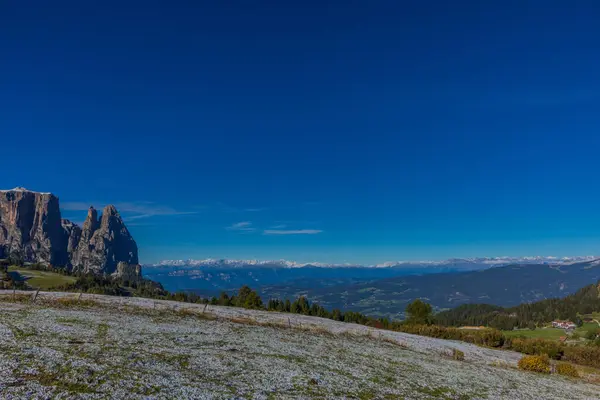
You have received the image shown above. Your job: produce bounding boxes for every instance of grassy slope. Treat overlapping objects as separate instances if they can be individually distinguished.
[1,296,599,399]
[7,267,76,289]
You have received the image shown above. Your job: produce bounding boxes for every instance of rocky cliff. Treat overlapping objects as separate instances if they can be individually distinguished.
[71,205,139,275]
[0,187,141,278]
[0,188,67,266]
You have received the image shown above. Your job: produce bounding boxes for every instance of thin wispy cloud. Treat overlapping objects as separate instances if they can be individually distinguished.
[126,222,157,227]
[61,202,99,211]
[273,220,321,226]
[226,221,256,232]
[269,224,287,229]
[263,229,322,235]
[61,201,198,221]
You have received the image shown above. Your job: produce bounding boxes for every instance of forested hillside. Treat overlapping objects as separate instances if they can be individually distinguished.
[436,281,600,329]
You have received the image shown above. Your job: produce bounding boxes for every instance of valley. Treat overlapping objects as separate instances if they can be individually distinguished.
[146,260,600,319]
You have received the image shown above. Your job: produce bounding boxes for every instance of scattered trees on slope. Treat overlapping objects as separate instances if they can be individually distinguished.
[435,282,600,330]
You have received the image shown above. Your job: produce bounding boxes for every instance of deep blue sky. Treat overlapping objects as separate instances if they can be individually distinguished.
[2,1,600,264]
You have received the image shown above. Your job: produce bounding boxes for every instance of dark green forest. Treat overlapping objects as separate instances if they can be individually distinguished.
[435,282,600,330]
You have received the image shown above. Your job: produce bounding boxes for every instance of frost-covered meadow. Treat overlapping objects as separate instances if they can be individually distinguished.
[1,291,599,399]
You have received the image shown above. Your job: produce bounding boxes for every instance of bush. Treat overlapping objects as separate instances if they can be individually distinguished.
[508,338,563,359]
[555,363,579,378]
[563,345,600,368]
[452,349,465,361]
[585,328,599,340]
[518,355,550,373]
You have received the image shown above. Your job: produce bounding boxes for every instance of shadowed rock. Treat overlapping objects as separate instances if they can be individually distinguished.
[0,188,68,266]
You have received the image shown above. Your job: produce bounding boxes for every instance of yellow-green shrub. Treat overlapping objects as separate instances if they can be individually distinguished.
[518,355,550,373]
[555,363,580,378]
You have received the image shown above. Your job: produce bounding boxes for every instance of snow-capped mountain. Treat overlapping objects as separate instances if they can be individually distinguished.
[147,258,360,268]
[147,256,598,269]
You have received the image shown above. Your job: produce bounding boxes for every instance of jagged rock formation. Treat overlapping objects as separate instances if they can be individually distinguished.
[0,187,141,279]
[61,219,81,260]
[71,205,139,275]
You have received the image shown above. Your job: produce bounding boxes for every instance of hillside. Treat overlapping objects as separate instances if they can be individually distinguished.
[436,280,600,329]
[1,291,600,399]
[7,266,76,289]
[260,261,600,319]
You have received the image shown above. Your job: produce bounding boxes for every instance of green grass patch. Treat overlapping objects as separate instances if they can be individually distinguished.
[97,323,109,340]
[575,322,599,334]
[502,328,565,340]
[7,267,76,289]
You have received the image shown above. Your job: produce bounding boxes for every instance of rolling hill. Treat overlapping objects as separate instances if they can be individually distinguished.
[2,291,599,399]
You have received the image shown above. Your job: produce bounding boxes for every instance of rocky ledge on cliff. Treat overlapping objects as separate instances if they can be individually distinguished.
[0,187,141,279]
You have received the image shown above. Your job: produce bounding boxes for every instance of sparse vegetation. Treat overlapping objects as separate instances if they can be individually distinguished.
[452,349,465,361]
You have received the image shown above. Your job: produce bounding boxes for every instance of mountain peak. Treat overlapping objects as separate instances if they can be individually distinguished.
[102,204,119,216]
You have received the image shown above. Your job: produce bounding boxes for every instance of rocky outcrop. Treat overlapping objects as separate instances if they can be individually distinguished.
[0,188,68,266]
[0,188,141,279]
[61,219,82,260]
[112,261,142,283]
[71,205,139,275]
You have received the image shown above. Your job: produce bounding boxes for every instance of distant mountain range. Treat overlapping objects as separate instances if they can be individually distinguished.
[144,257,600,320]
[276,259,600,319]
[148,256,597,269]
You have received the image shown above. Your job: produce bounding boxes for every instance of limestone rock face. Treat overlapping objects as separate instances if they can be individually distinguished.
[112,261,142,282]
[61,219,82,259]
[0,188,141,278]
[71,205,139,275]
[0,188,68,266]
